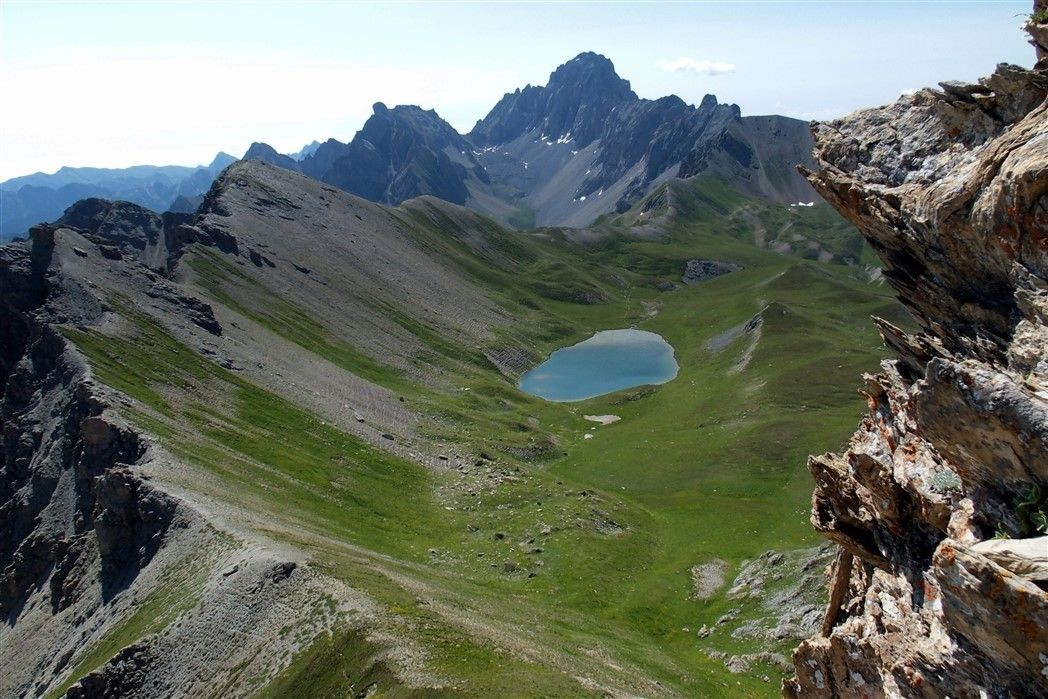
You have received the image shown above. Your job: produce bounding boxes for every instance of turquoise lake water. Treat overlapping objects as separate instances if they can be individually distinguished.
[518,329,679,402]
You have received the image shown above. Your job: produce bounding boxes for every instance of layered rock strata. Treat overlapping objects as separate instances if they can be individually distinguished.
[786,29,1048,699]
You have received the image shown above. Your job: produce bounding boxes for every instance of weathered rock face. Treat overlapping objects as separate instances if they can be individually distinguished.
[1028,1,1048,60]
[54,198,196,273]
[0,231,177,621]
[786,32,1048,699]
[681,259,741,284]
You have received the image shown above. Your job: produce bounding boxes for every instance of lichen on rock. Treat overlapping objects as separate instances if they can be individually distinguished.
[785,18,1048,699]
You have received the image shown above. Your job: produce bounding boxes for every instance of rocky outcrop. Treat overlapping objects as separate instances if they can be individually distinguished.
[681,259,741,284]
[0,230,177,621]
[1029,1,1048,60]
[55,198,195,273]
[786,32,1048,699]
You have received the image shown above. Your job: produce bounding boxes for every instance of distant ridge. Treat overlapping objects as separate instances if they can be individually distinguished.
[0,153,235,242]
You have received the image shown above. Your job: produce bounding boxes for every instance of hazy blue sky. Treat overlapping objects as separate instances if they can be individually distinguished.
[0,1,1036,180]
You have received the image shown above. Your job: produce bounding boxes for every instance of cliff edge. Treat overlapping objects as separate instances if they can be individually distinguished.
[786,12,1048,698]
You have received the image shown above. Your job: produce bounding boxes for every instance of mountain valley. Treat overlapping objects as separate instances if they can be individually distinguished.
[1,143,899,695]
[2,22,1045,698]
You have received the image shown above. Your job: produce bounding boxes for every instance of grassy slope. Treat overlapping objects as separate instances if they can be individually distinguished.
[62,176,897,696]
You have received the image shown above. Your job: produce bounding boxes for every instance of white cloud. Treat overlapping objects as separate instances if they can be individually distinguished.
[658,57,736,76]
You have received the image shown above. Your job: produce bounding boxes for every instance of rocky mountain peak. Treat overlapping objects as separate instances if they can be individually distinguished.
[545,51,635,100]
[208,152,237,172]
[470,51,637,148]
[354,103,463,145]
[243,142,279,159]
[242,142,301,172]
[289,141,321,161]
[308,103,474,205]
[199,52,814,231]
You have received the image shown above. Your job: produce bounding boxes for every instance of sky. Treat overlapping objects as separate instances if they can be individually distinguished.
[0,1,1036,181]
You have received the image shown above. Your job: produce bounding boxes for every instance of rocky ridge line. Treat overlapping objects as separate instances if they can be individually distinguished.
[785,17,1048,698]
[0,222,379,697]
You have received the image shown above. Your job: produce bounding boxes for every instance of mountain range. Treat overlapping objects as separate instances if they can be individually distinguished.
[0,153,236,242]
[244,52,819,228]
[1,52,819,242]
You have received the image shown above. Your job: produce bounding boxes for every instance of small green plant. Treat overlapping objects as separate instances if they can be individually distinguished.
[929,468,963,495]
[1016,482,1048,536]
[1031,9,1048,24]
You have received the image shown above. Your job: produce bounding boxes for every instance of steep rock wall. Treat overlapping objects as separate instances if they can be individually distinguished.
[786,32,1048,699]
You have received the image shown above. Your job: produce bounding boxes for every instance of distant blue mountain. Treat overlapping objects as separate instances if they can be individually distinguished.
[0,152,235,242]
[290,140,322,161]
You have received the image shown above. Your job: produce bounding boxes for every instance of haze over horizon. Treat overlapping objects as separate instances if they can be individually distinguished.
[0,0,1035,181]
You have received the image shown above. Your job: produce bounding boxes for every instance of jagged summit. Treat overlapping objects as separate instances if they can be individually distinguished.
[243,142,301,172]
[289,140,321,161]
[470,52,637,148]
[547,51,632,93]
[208,152,237,170]
[462,52,801,226]
[241,102,480,206]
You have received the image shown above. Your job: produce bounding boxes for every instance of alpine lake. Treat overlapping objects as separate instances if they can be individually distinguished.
[518,328,679,402]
